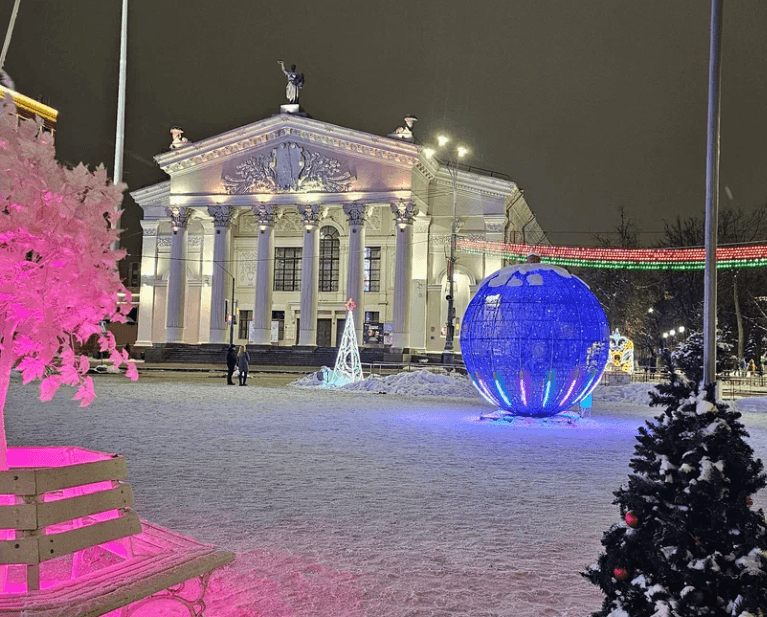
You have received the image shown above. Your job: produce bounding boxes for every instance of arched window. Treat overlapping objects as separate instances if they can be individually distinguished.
[319,226,340,292]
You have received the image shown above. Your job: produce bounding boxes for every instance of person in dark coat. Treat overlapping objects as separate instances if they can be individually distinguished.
[226,345,237,385]
[237,345,250,386]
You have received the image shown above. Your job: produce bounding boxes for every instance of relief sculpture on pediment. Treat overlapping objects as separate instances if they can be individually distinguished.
[222,142,357,195]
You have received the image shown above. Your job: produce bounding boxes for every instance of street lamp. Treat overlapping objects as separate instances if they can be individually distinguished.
[424,135,469,365]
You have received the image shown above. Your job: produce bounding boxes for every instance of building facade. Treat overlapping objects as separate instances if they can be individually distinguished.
[130,110,547,356]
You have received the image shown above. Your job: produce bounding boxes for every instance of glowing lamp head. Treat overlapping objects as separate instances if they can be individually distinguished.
[456,145,469,159]
[437,135,450,147]
[460,263,610,417]
[423,147,435,158]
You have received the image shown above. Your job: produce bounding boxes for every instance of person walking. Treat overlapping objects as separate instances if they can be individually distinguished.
[226,345,237,385]
[237,345,250,386]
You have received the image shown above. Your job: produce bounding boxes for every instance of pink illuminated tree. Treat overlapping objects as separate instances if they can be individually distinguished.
[0,98,137,470]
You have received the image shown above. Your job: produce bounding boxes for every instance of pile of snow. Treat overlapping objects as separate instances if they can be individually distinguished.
[292,368,480,398]
[733,397,767,413]
[592,382,655,406]
[292,369,767,413]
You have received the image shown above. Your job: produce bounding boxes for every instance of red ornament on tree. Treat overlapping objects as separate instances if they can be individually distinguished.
[624,511,639,528]
[747,496,754,506]
[613,567,630,581]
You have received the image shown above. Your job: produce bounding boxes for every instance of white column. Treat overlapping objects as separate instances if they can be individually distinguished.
[252,204,275,345]
[197,220,214,343]
[298,205,320,346]
[390,202,418,350]
[207,206,234,344]
[408,214,431,351]
[343,202,366,338]
[164,207,190,343]
[136,220,159,346]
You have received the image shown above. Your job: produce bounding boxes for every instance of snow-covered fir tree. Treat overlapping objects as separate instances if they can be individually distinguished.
[584,332,767,616]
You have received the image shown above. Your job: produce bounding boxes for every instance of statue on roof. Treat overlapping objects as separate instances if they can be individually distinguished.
[388,115,417,142]
[169,126,190,150]
[277,60,304,105]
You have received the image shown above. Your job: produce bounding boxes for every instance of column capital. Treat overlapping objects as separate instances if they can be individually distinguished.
[297,204,321,229]
[342,202,367,227]
[140,219,160,236]
[252,203,276,229]
[165,206,191,232]
[391,201,418,228]
[207,205,235,229]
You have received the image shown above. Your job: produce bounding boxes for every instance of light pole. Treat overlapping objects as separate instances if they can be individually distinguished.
[424,135,469,365]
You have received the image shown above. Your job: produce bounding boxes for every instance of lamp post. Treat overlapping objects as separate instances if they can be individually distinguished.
[424,135,469,365]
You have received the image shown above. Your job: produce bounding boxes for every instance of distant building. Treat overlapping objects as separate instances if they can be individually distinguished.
[130,110,547,357]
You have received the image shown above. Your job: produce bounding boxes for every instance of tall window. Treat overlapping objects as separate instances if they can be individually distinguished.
[274,247,302,291]
[364,247,381,292]
[238,310,253,340]
[319,226,340,292]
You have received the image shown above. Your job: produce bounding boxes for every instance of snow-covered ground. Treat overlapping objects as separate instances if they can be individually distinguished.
[5,370,767,616]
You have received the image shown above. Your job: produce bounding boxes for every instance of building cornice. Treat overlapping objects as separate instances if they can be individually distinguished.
[154,114,421,175]
[130,181,171,207]
[139,189,414,219]
[433,167,518,200]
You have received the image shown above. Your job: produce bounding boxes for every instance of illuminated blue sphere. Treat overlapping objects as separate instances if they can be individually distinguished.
[460,263,609,417]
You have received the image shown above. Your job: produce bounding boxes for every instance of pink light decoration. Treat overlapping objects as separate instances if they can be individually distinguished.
[458,237,767,269]
[0,98,138,471]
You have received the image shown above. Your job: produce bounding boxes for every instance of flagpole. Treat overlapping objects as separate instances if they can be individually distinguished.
[112,0,128,252]
[703,0,723,386]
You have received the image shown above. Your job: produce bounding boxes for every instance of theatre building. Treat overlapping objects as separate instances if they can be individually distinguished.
[130,107,547,363]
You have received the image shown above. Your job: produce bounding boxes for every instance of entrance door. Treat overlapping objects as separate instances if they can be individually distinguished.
[335,319,346,346]
[317,319,332,347]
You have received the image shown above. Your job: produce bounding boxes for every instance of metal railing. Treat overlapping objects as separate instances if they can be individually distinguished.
[363,361,466,377]
[606,366,767,401]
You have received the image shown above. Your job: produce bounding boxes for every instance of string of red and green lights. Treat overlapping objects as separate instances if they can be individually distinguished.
[457,238,767,270]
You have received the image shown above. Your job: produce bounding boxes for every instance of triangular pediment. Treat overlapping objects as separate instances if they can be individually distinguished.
[154,113,419,197]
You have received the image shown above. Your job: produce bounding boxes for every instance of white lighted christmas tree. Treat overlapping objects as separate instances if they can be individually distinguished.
[325,298,363,387]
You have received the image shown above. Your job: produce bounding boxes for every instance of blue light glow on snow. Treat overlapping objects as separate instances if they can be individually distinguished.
[460,263,610,417]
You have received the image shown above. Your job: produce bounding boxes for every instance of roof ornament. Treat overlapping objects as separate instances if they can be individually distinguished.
[388,115,417,142]
[169,126,190,150]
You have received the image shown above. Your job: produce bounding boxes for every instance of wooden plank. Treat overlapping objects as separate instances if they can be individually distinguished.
[36,484,134,528]
[0,550,234,617]
[0,535,40,565]
[38,511,141,563]
[0,503,37,530]
[0,470,36,495]
[34,457,128,494]
[0,520,234,617]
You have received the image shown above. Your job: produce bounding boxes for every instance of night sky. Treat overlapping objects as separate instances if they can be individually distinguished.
[2,1,767,266]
